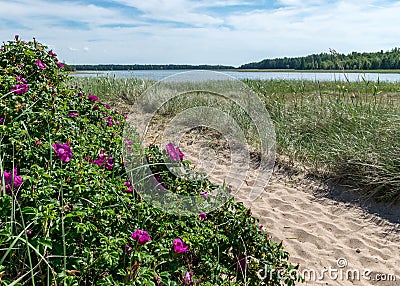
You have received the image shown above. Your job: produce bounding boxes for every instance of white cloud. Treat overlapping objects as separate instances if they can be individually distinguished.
[0,0,139,29]
[1,0,399,65]
[113,0,225,26]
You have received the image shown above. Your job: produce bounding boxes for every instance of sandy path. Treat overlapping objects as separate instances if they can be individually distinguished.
[140,120,400,286]
[242,169,399,286]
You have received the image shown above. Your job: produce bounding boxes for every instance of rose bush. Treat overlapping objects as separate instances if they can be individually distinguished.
[0,36,301,285]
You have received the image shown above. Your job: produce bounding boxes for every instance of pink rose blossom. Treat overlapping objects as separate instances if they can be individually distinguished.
[199,212,207,220]
[52,142,73,162]
[166,143,184,161]
[36,59,46,70]
[105,157,114,170]
[93,153,107,167]
[200,191,208,199]
[173,238,189,254]
[88,94,99,102]
[132,229,151,245]
[49,50,57,57]
[11,83,29,95]
[2,168,23,195]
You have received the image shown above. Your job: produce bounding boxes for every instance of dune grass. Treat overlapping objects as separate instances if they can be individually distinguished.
[69,76,400,203]
[246,79,400,202]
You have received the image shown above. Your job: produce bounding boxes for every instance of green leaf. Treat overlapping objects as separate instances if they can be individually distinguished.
[38,237,53,249]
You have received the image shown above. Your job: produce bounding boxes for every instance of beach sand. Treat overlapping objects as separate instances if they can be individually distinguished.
[127,111,400,286]
[243,165,399,286]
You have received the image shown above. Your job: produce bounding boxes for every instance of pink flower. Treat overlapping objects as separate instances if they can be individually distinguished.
[14,35,19,41]
[132,229,151,245]
[88,94,99,102]
[2,168,23,194]
[105,157,114,170]
[0,118,4,124]
[11,83,29,95]
[177,147,184,160]
[199,212,207,220]
[93,153,107,167]
[173,238,189,254]
[124,139,133,146]
[123,113,128,119]
[35,140,41,146]
[166,143,184,161]
[57,62,64,68]
[115,120,120,125]
[16,75,27,83]
[183,271,193,286]
[124,180,131,187]
[36,59,46,70]
[93,105,99,111]
[52,142,73,162]
[105,117,113,126]
[49,50,57,57]
[126,186,134,193]
[200,191,208,199]
[68,112,79,117]
[78,92,83,98]
[104,104,110,109]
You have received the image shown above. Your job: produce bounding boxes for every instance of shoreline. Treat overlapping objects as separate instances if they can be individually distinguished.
[235,69,400,74]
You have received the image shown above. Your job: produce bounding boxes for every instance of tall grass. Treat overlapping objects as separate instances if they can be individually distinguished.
[246,79,400,202]
[69,76,152,105]
[69,76,400,202]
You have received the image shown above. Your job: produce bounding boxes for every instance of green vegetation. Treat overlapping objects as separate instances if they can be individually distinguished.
[240,47,400,70]
[246,79,400,202]
[63,63,76,72]
[1,38,300,285]
[70,76,400,203]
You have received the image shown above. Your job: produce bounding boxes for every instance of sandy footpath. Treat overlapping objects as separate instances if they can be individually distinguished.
[134,116,400,286]
[170,127,399,286]
[242,167,399,286]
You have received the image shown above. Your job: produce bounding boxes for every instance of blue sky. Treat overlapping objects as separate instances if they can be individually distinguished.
[1,0,400,66]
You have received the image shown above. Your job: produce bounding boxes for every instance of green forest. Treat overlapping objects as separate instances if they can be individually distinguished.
[70,48,400,71]
[73,64,234,71]
[239,47,400,70]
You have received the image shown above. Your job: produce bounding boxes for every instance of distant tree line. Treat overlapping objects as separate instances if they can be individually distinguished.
[239,48,400,70]
[63,63,76,72]
[72,64,235,71]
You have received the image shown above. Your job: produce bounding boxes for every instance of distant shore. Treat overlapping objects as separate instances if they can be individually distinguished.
[235,69,400,73]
